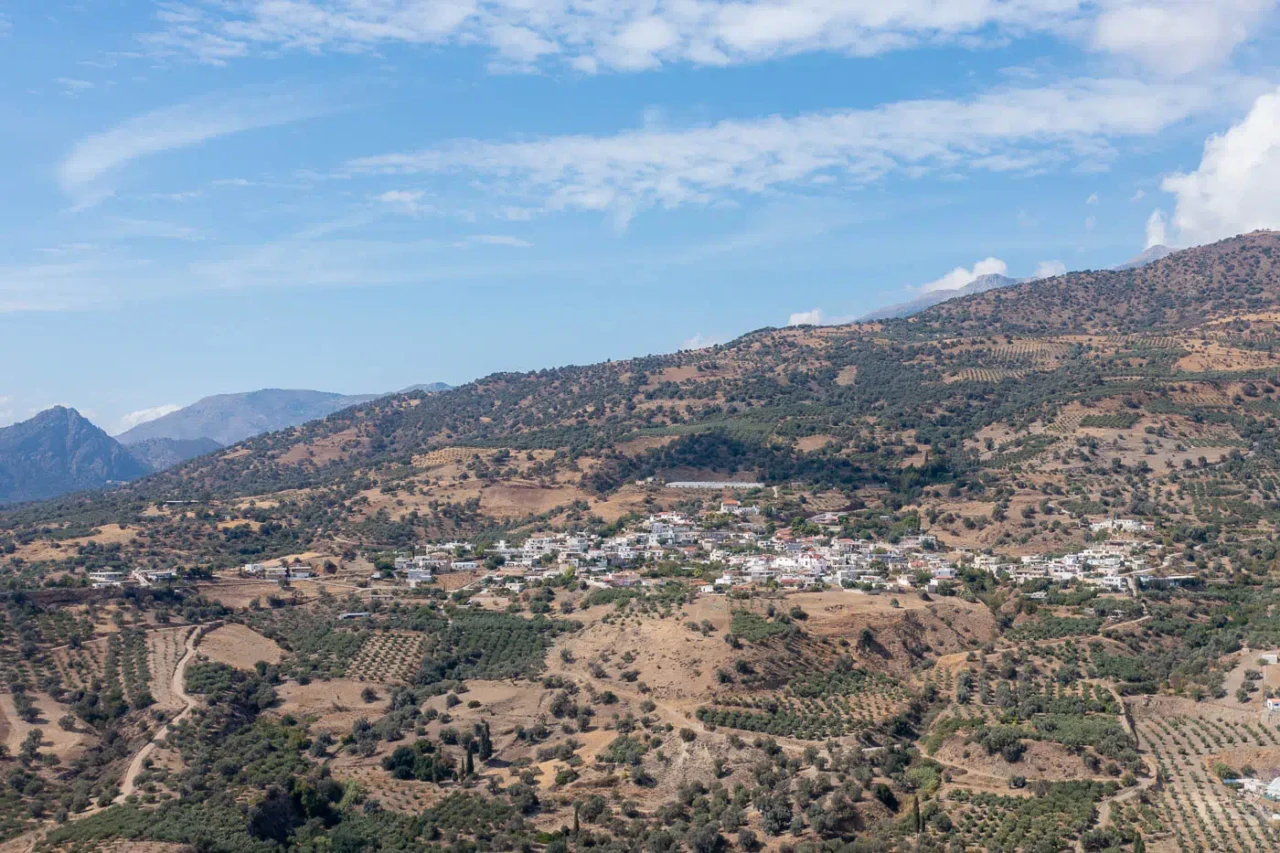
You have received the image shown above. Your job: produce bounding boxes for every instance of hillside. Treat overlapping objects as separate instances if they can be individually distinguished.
[0,407,149,505]
[4,234,1280,853]
[6,231,1280,569]
[115,388,384,446]
[124,436,223,471]
[918,230,1280,333]
[859,245,1174,323]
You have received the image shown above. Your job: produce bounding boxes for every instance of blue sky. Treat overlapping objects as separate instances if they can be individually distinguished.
[4,1,1280,433]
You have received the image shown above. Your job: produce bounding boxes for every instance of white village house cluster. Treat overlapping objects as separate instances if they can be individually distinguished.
[207,500,1192,604]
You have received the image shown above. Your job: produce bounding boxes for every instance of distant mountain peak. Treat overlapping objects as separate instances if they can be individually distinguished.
[116,384,454,448]
[398,382,453,395]
[115,388,379,447]
[860,273,1023,321]
[1114,244,1176,271]
[0,407,150,505]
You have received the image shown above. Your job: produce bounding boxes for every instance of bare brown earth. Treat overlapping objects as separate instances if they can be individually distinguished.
[197,623,284,669]
[934,737,1094,781]
[0,692,90,762]
[146,626,197,709]
[10,524,138,563]
[275,679,391,734]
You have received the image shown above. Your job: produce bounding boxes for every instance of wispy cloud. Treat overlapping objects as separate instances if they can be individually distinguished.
[109,218,203,241]
[349,77,1249,220]
[375,189,431,215]
[55,78,95,96]
[142,0,1274,75]
[459,234,534,248]
[117,404,182,433]
[0,255,166,312]
[59,84,334,208]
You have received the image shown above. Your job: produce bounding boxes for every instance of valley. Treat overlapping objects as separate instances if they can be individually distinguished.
[3,234,1280,852]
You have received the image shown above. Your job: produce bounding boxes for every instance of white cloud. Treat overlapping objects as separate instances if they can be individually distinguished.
[1033,260,1067,278]
[1145,209,1169,247]
[350,77,1241,219]
[1085,215,1097,231]
[787,308,823,326]
[459,234,534,248]
[59,85,332,207]
[0,396,14,428]
[143,1,1274,74]
[55,78,95,96]
[376,189,431,214]
[681,332,729,350]
[1091,0,1275,76]
[109,218,203,240]
[0,255,165,312]
[1130,188,1146,201]
[1161,86,1280,245]
[921,257,1008,293]
[1086,192,1099,204]
[117,404,181,433]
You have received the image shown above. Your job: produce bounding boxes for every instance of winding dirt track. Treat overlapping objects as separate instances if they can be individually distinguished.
[115,626,200,803]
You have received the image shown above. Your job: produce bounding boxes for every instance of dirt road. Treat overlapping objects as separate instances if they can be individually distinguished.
[115,626,200,803]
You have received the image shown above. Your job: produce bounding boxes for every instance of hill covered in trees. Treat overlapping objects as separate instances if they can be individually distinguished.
[5,234,1280,853]
[6,231,1280,563]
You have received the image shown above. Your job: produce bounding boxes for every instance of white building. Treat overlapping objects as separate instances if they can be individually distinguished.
[1091,518,1151,534]
[406,568,434,589]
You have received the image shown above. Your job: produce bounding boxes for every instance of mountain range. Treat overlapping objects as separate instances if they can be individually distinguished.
[0,238,1232,509]
[3,231,1276,562]
[0,384,451,505]
[115,389,387,447]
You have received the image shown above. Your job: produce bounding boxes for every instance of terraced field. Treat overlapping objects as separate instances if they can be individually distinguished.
[348,631,426,683]
[1136,712,1280,853]
[147,626,196,709]
[948,368,1031,384]
[696,670,911,740]
[50,637,110,691]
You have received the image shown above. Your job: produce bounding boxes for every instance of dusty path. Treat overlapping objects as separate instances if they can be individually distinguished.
[115,626,200,803]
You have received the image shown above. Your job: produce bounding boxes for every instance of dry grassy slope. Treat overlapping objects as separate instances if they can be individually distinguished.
[920,230,1280,333]
[297,590,995,820]
[8,232,1280,565]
